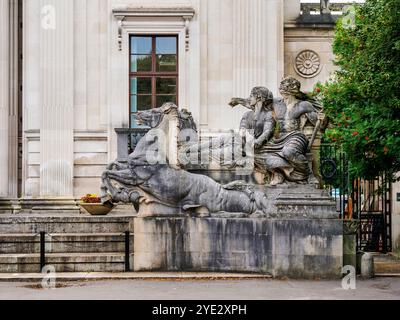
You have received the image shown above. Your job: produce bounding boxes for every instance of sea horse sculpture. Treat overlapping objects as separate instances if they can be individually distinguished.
[100,103,269,217]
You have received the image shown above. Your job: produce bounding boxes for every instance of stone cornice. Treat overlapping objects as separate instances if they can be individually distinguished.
[112,6,195,18]
[112,6,195,51]
[284,22,335,30]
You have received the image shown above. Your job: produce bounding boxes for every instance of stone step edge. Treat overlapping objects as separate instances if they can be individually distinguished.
[0,232,131,238]
[0,253,129,263]
[0,272,272,282]
[374,273,400,277]
[0,252,126,258]
[0,216,135,221]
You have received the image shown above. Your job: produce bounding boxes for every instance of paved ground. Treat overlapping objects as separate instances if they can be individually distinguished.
[0,272,271,282]
[0,277,399,300]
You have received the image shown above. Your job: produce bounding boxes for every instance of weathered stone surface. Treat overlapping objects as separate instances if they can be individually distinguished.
[19,199,80,214]
[0,233,134,254]
[343,234,357,269]
[0,214,134,234]
[361,253,375,279]
[262,185,337,218]
[101,104,270,217]
[0,199,21,214]
[134,217,343,279]
[374,254,400,275]
[0,214,135,273]
[0,253,131,273]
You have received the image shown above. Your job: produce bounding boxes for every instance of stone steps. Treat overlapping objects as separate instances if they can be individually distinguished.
[0,233,134,254]
[374,254,400,276]
[0,252,132,273]
[0,214,134,234]
[0,214,135,273]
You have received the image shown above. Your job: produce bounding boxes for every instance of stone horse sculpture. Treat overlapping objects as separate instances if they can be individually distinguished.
[100,103,269,217]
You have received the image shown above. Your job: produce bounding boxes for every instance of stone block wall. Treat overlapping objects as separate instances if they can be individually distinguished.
[134,217,343,279]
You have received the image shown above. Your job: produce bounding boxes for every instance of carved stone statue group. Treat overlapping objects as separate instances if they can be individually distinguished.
[100,76,326,216]
[229,76,325,186]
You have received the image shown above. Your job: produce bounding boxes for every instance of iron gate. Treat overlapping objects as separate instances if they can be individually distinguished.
[320,143,392,253]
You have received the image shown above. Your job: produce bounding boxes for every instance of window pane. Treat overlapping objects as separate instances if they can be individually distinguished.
[138,95,152,111]
[156,37,177,54]
[156,78,177,95]
[131,77,152,95]
[131,36,152,54]
[131,95,152,112]
[131,95,137,112]
[131,55,152,72]
[156,95,176,108]
[156,55,177,72]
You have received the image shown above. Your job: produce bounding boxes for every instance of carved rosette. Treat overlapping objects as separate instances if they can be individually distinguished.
[294,50,321,78]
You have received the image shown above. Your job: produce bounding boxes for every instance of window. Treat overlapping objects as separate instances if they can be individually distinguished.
[129,35,178,128]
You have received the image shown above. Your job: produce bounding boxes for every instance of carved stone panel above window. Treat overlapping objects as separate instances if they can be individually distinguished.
[112,6,195,51]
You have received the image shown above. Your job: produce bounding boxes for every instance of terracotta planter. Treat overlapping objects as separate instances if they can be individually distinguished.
[79,203,114,216]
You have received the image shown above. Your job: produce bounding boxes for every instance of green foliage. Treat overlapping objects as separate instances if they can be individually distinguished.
[319,0,400,181]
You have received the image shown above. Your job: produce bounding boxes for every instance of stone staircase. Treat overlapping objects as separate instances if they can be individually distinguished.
[374,253,400,277]
[0,214,135,273]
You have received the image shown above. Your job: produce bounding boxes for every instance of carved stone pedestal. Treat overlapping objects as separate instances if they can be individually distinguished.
[264,185,338,219]
[133,215,343,279]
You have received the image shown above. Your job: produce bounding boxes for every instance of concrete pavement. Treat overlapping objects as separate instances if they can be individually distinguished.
[0,277,399,300]
[0,272,271,282]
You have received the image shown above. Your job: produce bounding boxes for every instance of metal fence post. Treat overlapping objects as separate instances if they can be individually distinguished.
[40,231,46,272]
[125,231,130,272]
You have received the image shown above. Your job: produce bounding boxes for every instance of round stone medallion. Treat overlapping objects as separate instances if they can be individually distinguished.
[294,50,321,78]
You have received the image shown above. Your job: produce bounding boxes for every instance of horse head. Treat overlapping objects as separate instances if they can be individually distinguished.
[134,102,179,129]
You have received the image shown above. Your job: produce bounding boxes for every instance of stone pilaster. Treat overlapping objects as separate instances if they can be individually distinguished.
[284,0,301,22]
[0,0,20,214]
[232,0,284,97]
[39,0,74,198]
[233,0,269,97]
[0,0,10,199]
[265,0,284,96]
[23,0,79,213]
[8,0,20,199]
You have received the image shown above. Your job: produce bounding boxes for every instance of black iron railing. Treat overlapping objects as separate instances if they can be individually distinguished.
[1,231,132,272]
[320,143,392,253]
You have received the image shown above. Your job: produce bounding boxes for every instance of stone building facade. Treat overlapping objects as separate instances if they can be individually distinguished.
[0,0,398,249]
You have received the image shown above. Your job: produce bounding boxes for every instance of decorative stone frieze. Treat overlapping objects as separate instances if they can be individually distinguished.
[295,50,322,78]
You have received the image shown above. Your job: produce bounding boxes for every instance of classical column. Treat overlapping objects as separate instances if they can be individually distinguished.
[8,0,20,199]
[284,0,301,22]
[0,0,20,213]
[0,0,10,199]
[36,0,77,211]
[232,0,284,97]
[265,0,284,96]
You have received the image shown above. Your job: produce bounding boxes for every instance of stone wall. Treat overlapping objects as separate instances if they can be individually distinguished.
[134,217,343,279]
[284,26,336,92]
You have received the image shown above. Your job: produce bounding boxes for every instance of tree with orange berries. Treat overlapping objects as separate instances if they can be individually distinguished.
[319,0,400,181]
